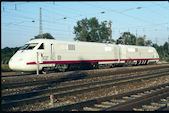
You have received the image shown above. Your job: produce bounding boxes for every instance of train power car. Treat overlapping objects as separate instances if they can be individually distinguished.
[9,39,159,73]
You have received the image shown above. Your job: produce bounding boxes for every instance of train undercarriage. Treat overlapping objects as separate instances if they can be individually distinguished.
[40,60,157,74]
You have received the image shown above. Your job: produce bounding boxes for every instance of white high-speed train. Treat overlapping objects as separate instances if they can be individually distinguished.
[9,39,159,73]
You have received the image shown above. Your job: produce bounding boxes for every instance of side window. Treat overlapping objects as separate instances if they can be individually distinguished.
[38,43,44,49]
[68,44,75,50]
[135,48,138,52]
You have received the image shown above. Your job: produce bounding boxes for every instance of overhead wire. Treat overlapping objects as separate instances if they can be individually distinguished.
[81,2,152,24]
[80,2,169,34]
[2,9,37,20]
[2,2,109,30]
[2,3,74,32]
[135,2,169,19]
[151,2,169,10]
[2,2,168,38]
[35,3,106,23]
[3,19,72,33]
[44,2,169,30]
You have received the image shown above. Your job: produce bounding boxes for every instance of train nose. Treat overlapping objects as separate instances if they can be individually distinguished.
[8,57,24,71]
[8,57,17,71]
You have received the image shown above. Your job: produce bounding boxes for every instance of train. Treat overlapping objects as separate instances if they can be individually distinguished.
[8,39,159,73]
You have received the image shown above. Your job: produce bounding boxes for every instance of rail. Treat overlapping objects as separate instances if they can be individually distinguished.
[2,69,169,111]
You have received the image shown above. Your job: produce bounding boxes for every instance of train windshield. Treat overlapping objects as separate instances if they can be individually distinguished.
[19,43,38,50]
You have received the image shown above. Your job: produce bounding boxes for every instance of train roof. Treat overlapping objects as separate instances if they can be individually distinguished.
[118,44,154,49]
[27,39,117,46]
[27,39,154,48]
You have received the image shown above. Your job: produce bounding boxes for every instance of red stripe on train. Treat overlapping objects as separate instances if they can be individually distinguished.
[26,58,159,65]
[27,59,118,65]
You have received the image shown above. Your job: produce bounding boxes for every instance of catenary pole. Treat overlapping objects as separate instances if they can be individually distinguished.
[39,7,43,38]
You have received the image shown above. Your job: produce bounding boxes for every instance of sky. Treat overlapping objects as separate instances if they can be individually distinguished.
[1,1,169,49]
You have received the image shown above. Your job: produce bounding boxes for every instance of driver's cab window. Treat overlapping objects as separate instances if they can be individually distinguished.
[38,43,44,49]
[19,43,38,50]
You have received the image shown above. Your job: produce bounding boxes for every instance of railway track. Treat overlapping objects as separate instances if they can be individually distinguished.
[2,69,169,111]
[43,82,169,111]
[2,64,169,90]
[2,64,169,79]
[1,72,33,77]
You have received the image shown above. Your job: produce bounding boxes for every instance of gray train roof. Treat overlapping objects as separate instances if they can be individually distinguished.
[27,39,116,46]
[28,39,154,48]
[118,44,154,49]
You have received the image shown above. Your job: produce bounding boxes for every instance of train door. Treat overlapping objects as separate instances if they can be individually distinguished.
[50,43,55,60]
[119,45,126,63]
[37,43,45,63]
[50,44,53,60]
[122,46,127,59]
[114,46,119,62]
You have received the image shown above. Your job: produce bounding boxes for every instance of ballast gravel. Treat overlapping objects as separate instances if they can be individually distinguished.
[7,75,169,111]
[2,68,168,96]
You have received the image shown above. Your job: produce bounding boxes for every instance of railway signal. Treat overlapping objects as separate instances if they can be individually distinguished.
[49,95,54,106]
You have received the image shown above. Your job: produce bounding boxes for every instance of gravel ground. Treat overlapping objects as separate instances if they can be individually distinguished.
[2,63,169,111]
[2,67,168,96]
[1,72,16,76]
[7,75,169,111]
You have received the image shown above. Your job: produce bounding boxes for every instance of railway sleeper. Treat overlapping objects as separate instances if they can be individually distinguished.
[134,97,168,111]
[110,99,126,103]
[160,98,168,102]
[149,90,156,92]
[101,101,117,105]
[143,91,151,94]
[142,105,160,110]
[156,103,168,107]
[122,96,134,100]
[130,94,141,98]
[136,93,146,96]
[133,108,144,111]
[151,102,161,106]
[94,104,112,108]
[83,107,100,111]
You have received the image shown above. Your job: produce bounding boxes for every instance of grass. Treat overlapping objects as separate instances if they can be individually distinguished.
[1,64,12,72]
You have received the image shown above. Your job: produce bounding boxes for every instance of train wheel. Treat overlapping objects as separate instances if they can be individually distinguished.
[145,60,148,65]
[55,64,68,72]
[40,67,48,74]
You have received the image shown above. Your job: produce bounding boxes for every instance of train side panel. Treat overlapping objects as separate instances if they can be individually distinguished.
[53,41,119,64]
[119,45,159,64]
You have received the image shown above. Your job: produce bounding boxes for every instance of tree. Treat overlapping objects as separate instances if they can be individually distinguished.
[116,32,136,45]
[145,40,152,46]
[137,35,153,46]
[32,33,55,40]
[163,42,169,52]
[152,42,169,60]
[1,47,20,64]
[116,37,125,44]
[163,42,169,57]
[73,17,111,43]
[137,37,145,46]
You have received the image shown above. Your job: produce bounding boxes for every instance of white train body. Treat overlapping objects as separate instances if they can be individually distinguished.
[9,39,159,72]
